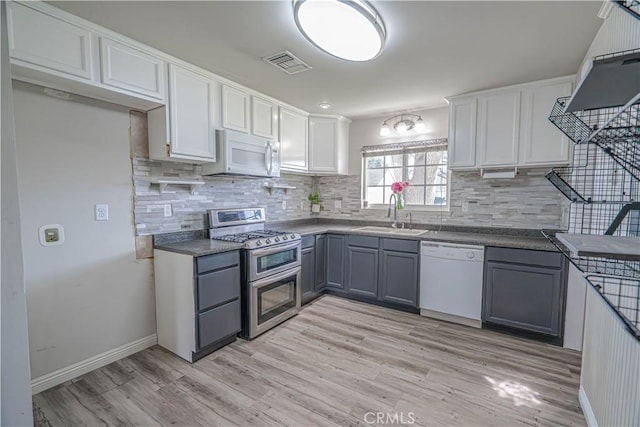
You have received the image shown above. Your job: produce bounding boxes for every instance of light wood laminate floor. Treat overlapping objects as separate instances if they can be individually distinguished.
[33,295,585,426]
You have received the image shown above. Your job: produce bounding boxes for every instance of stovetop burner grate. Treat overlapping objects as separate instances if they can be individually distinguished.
[211,229,290,243]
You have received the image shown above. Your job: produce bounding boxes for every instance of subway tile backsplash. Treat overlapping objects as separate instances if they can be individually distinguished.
[132,158,567,235]
[315,169,568,230]
[132,157,315,236]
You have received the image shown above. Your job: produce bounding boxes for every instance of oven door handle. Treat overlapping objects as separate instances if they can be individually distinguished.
[251,240,301,257]
[251,266,301,288]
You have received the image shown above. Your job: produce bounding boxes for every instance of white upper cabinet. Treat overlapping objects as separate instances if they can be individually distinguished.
[279,107,309,171]
[308,115,350,175]
[99,37,165,101]
[520,81,573,166]
[448,98,477,169]
[476,91,521,167]
[7,1,165,110]
[7,1,93,80]
[448,76,574,170]
[251,96,278,140]
[148,64,215,162]
[221,85,250,133]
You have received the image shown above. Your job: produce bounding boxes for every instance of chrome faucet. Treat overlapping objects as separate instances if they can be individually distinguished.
[387,194,398,228]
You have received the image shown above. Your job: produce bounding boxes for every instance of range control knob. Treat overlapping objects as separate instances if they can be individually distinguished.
[290,234,296,239]
[266,239,272,244]
[275,237,280,242]
[467,252,475,259]
[282,235,288,240]
[256,240,263,247]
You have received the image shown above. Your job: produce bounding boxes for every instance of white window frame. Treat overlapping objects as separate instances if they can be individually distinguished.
[361,140,450,212]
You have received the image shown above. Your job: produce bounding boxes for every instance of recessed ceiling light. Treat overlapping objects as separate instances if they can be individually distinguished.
[293,0,386,62]
[319,102,331,109]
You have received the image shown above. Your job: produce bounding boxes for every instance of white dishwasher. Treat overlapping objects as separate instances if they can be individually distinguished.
[420,242,484,328]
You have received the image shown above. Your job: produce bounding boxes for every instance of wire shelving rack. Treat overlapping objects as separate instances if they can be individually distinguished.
[543,54,640,338]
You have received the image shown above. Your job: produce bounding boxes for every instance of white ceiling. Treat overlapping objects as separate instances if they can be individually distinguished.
[51,1,603,119]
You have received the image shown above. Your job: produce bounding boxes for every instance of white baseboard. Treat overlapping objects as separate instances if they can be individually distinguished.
[579,386,598,427]
[31,334,157,395]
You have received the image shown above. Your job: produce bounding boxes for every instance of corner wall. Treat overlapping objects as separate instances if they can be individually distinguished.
[12,81,156,384]
[1,2,33,424]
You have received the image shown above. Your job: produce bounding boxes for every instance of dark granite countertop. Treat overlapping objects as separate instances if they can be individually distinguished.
[269,220,557,252]
[153,220,558,256]
[154,239,244,256]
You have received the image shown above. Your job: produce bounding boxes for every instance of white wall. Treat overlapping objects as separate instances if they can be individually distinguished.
[348,107,449,174]
[1,3,33,424]
[577,5,640,81]
[12,81,155,382]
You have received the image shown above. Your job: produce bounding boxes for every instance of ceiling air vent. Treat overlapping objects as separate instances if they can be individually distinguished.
[263,50,311,75]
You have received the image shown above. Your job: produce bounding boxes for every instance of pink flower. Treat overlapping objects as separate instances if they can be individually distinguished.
[391,181,408,193]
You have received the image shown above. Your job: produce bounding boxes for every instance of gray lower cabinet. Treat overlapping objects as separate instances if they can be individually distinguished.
[301,234,328,304]
[301,245,315,303]
[326,234,346,289]
[315,234,327,291]
[346,245,379,298]
[483,247,566,339]
[156,248,242,363]
[380,250,419,306]
[195,251,242,352]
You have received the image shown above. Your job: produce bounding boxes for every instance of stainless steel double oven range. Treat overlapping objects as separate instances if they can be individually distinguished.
[208,208,301,339]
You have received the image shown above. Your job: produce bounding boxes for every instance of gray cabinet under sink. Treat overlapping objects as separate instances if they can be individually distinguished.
[380,250,419,307]
[346,245,379,298]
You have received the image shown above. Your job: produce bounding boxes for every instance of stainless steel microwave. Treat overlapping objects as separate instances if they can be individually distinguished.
[201,129,280,178]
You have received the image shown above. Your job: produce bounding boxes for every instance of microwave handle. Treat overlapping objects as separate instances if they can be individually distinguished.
[265,142,273,175]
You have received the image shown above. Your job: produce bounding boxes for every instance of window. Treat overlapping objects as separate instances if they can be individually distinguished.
[362,139,448,208]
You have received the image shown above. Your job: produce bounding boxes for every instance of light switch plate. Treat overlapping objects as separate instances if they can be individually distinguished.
[164,204,172,217]
[282,201,287,210]
[38,224,65,247]
[334,200,342,209]
[95,204,109,221]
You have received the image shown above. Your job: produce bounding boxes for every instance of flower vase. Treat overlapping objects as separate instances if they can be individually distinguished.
[396,192,405,210]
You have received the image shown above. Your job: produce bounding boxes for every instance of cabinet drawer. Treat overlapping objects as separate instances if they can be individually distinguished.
[197,300,240,349]
[382,238,419,254]
[301,235,315,249]
[485,247,562,268]
[197,266,240,312]
[348,235,379,249]
[196,251,240,274]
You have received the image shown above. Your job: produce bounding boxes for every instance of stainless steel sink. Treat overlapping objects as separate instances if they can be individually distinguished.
[352,226,427,236]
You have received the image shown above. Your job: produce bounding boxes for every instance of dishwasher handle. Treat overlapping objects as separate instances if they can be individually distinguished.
[421,242,485,262]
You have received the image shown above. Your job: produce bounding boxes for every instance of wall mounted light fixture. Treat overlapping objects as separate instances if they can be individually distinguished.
[379,114,426,136]
[292,0,386,62]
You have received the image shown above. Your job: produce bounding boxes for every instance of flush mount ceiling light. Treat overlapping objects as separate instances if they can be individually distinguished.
[292,0,386,62]
[379,114,426,137]
[319,102,331,109]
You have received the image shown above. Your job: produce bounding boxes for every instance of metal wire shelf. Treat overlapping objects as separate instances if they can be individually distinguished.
[614,0,640,20]
[549,96,640,180]
[543,231,640,339]
[545,143,638,206]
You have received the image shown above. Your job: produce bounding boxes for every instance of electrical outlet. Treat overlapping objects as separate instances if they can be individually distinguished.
[95,204,109,221]
[462,201,469,212]
[282,200,287,210]
[300,201,304,210]
[164,204,172,217]
[334,200,342,209]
